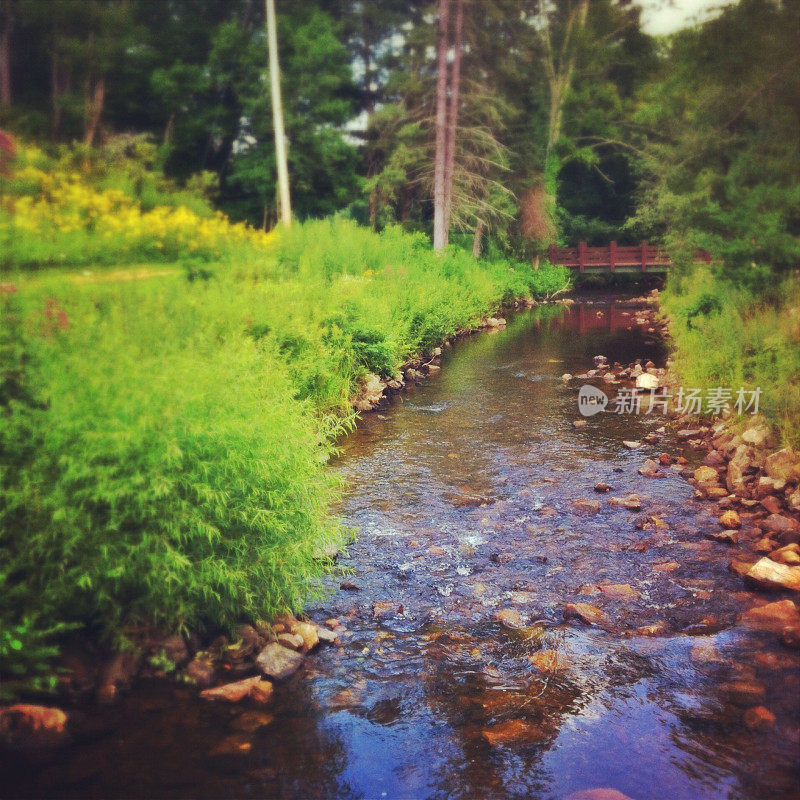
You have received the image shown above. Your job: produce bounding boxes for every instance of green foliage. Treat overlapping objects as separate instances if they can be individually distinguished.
[0,217,570,693]
[662,268,800,446]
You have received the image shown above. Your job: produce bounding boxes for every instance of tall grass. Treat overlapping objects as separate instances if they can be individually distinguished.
[0,216,571,695]
[662,268,800,445]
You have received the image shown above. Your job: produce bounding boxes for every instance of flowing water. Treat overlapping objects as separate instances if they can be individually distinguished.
[3,301,799,800]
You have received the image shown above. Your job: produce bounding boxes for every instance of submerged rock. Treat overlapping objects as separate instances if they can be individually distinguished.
[564,603,608,626]
[743,706,776,731]
[494,608,525,629]
[481,718,544,746]
[738,599,800,633]
[718,510,741,529]
[566,791,635,800]
[201,676,273,704]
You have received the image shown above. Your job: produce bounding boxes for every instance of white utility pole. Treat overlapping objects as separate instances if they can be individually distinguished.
[266,0,291,226]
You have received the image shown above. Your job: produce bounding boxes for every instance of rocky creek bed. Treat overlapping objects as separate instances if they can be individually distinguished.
[1,294,799,800]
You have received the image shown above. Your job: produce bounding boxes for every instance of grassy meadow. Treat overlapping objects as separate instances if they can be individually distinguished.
[0,148,571,695]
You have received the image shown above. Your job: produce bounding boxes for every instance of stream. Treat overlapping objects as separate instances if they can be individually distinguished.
[3,300,799,800]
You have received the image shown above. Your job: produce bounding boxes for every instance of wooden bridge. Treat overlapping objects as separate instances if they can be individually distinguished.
[547,241,711,274]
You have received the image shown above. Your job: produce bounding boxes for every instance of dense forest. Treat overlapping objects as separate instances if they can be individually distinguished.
[1,0,794,265]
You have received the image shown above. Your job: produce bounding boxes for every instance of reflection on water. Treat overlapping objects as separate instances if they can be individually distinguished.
[2,302,798,800]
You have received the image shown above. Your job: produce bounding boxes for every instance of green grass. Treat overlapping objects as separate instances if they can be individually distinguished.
[0,218,571,695]
[662,267,800,445]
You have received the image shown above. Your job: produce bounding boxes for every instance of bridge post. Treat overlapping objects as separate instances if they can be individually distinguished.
[609,241,616,273]
[578,241,586,274]
[641,241,648,273]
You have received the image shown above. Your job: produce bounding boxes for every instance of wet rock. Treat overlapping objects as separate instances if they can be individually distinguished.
[186,655,216,688]
[0,705,68,748]
[609,494,642,512]
[730,558,758,578]
[209,733,252,757]
[315,625,338,644]
[635,372,659,390]
[755,536,778,553]
[769,543,800,565]
[761,513,800,544]
[738,600,800,633]
[677,429,704,440]
[653,561,680,573]
[255,643,304,680]
[598,583,640,601]
[562,373,573,383]
[277,633,304,651]
[706,487,729,500]
[743,706,776,731]
[201,676,273,704]
[339,581,361,592]
[573,498,601,513]
[703,450,726,468]
[481,719,544,746]
[760,495,784,515]
[427,545,448,556]
[756,476,785,498]
[594,482,611,493]
[528,649,568,672]
[231,711,274,732]
[706,529,739,545]
[572,419,587,430]
[494,608,525,629]
[764,448,800,483]
[565,790,634,800]
[638,459,661,477]
[564,603,608,626]
[718,510,741,529]
[622,441,641,450]
[636,622,668,636]
[690,642,724,664]
[292,622,320,653]
[720,680,766,706]
[158,635,190,667]
[745,558,800,592]
[787,486,800,512]
[726,461,746,494]
[372,601,402,620]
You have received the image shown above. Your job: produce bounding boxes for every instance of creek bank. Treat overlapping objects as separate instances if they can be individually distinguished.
[563,288,800,651]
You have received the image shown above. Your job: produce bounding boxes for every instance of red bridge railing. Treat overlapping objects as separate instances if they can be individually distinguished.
[547,241,712,273]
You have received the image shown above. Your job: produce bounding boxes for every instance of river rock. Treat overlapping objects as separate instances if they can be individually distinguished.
[743,705,776,731]
[638,459,660,477]
[635,372,659,390]
[594,482,611,493]
[761,513,800,543]
[572,419,587,429]
[677,429,704,441]
[277,633,304,651]
[96,651,140,704]
[703,450,726,467]
[481,719,544,746]
[564,603,608,626]
[315,625,338,644]
[787,487,800,512]
[186,655,216,688]
[598,583,640,601]
[0,705,68,748]
[622,441,641,450]
[707,529,739,545]
[573,498,601,512]
[201,676,273,704]
[718,510,741,529]
[256,643,304,680]
[231,711,274,732]
[528,649,568,672]
[769,543,800,565]
[726,461,746,494]
[721,680,766,706]
[608,494,642,512]
[730,558,758,578]
[562,373,573,382]
[756,476,785,498]
[745,558,800,591]
[765,448,800,483]
[209,733,252,757]
[292,622,320,652]
[694,466,720,485]
[495,608,525,629]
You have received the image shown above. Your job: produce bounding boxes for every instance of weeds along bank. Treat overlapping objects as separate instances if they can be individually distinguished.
[660,268,800,447]
[0,187,571,696]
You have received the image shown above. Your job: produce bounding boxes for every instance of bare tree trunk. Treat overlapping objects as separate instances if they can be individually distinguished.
[442,0,464,247]
[163,111,175,146]
[0,0,12,105]
[83,76,105,147]
[368,186,378,229]
[432,0,450,251]
[51,54,67,140]
[266,0,292,226]
[472,221,485,258]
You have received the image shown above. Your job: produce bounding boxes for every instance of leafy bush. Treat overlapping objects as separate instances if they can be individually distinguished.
[0,212,571,692]
[662,268,800,445]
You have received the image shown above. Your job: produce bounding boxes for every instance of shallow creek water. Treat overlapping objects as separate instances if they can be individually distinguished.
[3,301,799,800]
